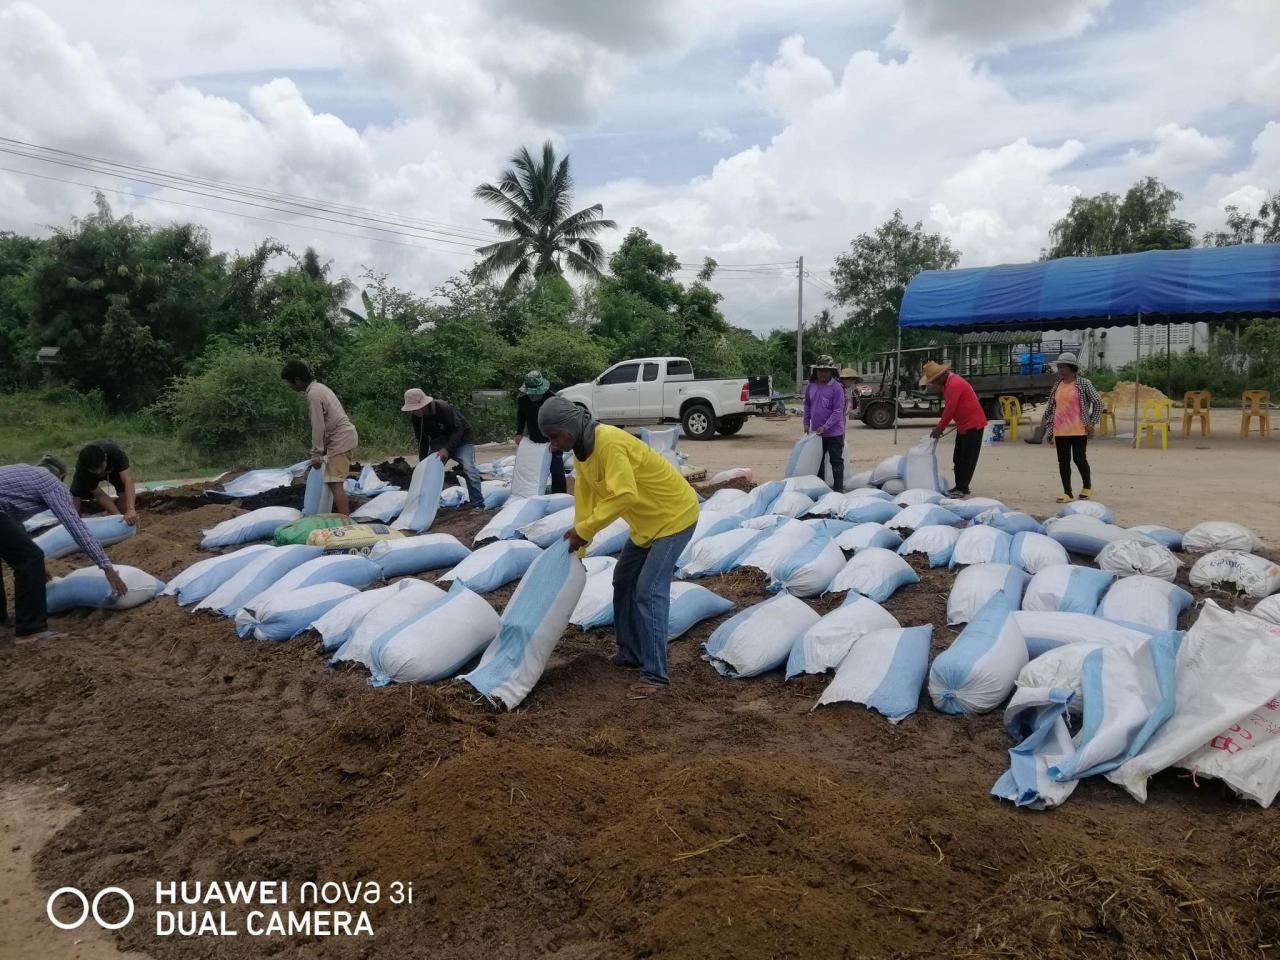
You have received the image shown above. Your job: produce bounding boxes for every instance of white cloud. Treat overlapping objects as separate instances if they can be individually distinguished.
[699,125,735,144]
[1246,53,1280,109]
[890,0,1112,53]
[740,36,836,121]
[1124,123,1230,175]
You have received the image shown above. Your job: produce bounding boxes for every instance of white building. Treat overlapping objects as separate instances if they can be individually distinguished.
[1058,322,1211,370]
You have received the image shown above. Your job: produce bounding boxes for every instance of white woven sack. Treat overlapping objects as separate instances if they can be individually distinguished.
[1096,539,1181,582]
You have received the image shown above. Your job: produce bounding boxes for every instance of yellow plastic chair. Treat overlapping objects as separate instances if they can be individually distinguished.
[1241,390,1271,437]
[1182,390,1212,437]
[997,395,1027,441]
[1137,398,1174,450]
[1098,392,1117,437]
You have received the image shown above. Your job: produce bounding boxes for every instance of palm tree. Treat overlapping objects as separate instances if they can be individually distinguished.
[473,140,616,295]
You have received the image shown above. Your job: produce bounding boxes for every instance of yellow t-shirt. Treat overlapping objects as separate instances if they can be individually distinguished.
[572,425,700,548]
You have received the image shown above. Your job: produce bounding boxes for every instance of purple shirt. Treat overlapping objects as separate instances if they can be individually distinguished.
[0,464,113,568]
[803,380,846,437]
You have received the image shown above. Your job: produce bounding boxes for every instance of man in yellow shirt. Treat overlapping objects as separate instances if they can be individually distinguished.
[539,397,699,695]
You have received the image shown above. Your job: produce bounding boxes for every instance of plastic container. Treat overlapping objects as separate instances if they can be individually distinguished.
[983,420,1007,445]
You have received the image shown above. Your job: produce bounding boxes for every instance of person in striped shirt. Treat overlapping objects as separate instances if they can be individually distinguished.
[1040,352,1104,502]
[1,461,127,641]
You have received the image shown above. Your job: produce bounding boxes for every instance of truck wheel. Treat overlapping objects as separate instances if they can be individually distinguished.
[864,403,895,430]
[717,415,745,436]
[682,403,717,440]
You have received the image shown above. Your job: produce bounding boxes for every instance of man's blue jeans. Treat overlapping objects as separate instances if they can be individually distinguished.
[431,442,484,507]
[612,522,696,685]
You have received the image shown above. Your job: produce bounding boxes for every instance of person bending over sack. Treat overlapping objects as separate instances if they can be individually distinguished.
[538,397,698,697]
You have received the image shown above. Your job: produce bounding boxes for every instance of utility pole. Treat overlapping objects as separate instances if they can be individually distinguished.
[796,255,804,390]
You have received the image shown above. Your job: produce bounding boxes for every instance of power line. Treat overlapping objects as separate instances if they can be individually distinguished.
[0,164,480,258]
[0,136,498,244]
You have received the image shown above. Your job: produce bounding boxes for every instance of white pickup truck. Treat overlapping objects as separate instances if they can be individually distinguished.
[558,357,753,439]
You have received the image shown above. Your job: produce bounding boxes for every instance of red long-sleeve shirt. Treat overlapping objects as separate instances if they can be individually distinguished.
[936,374,988,434]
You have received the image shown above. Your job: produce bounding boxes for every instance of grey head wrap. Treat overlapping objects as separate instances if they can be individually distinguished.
[537,395,598,461]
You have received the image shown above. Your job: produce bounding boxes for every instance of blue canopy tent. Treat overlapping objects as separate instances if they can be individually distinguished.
[896,244,1280,443]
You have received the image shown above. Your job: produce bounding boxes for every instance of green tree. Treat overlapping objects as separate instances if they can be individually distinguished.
[27,195,226,410]
[829,210,960,353]
[473,140,616,295]
[0,232,45,391]
[1046,176,1195,258]
[1203,190,1280,246]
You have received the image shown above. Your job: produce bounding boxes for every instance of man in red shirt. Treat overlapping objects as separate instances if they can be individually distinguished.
[922,360,988,498]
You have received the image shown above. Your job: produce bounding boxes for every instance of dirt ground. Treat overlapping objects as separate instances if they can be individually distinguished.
[2,447,1279,960]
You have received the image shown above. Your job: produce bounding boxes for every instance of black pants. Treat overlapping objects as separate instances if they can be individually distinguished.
[549,450,567,495]
[0,512,48,636]
[820,436,845,491]
[1055,435,1091,495]
[952,429,983,494]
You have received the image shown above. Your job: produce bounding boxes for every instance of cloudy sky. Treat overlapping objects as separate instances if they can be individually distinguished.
[0,0,1277,332]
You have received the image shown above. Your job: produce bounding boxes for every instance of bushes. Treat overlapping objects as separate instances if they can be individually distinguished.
[159,347,302,455]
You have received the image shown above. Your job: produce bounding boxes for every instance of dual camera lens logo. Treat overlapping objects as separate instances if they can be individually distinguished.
[46,887,135,930]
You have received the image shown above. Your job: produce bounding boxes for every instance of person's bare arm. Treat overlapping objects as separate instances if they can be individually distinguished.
[118,468,138,524]
[92,486,119,516]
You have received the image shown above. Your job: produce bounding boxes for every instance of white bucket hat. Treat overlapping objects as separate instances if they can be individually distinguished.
[1053,352,1079,370]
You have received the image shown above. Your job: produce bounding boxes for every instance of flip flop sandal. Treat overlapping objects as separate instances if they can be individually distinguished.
[1055,494,1073,503]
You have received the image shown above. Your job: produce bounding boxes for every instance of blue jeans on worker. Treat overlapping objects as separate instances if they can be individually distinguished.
[430,441,484,507]
[612,522,696,686]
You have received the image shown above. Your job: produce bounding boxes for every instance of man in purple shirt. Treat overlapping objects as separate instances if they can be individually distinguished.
[1,461,127,641]
[802,355,846,491]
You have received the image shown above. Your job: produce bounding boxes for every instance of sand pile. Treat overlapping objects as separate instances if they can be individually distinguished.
[1111,380,1171,413]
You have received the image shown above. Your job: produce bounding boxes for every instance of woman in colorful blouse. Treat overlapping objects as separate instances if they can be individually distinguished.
[1040,352,1104,503]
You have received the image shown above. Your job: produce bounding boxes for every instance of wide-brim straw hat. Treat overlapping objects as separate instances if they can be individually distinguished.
[401,387,433,412]
[839,367,859,379]
[919,360,952,386]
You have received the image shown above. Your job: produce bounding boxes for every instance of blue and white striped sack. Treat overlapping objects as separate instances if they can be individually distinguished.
[1021,564,1116,615]
[314,580,443,652]
[369,582,500,686]
[991,687,1078,810]
[737,520,812,577]
[978,510,1043,536]
[880,478,906,495]
[840,499,901,525]
[1012,611,1155,660]
[1007,532,1069,575]
[207,466,296,500]
[368,534,470,579]
[806,491,851,517]
[1057,500,1114,523]
[519,506,577,548]
[938,497,1009,521]
[200,507,302,549]
[302,465,333,516]
[782,475,834,501]
[827,547,920,602]
[737,481,785,519]
[742,514,788,533]
[439,540,543,594]
[678,527,769,579]
[950,526,1013,568]
[37,514,136,559]
[1097,575,1193,631]
[586,518,631,557]
[329,580,450,669]
[930,596,1029,715]
[785,434,823,478]
[569,562,618,630]
[462,540,586,709]
[667,583,735,638]
[475,493,574,544]
[770,491,816,519]
[887,503,964,532]
[847,487,894,502]
[1128,524,1183,552]
[482,480,512,511]
[344,464,397,497]
[676,511,743,566]
[946,562,1030,625]
[816,625,934,723]
[46,565,166,614]
[870,455,903,486]
[163,544,273,606]
[702,488,750,514]
[804,517,855,539]
[352,490,408,523]
[438,485,470,510]
[785,592,899,678]
[897,526,961,568]
[894,488,945,507]
[847,471,875,490]
[766,533,845,598]
[195,545,324,617]
[835,522,902,554]
[703,593,820,678]
[22,509,58,533]
[902,437,947,494]
[234,582,360,641]
[392,456,446,533]
[509,440,552,499]
[1041,515,1156,558]
[240,554,380,613]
